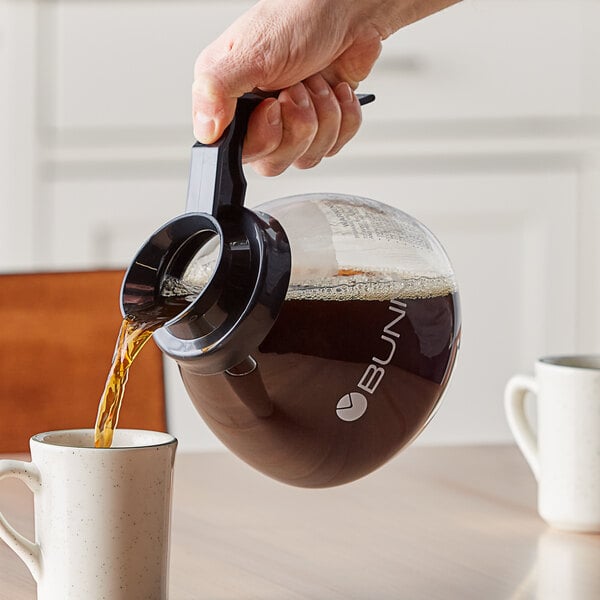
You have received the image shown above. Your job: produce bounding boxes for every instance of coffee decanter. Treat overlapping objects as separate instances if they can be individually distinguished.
[122,94,461,488]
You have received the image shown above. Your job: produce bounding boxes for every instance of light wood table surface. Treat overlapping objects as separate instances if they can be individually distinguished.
[1,445,600,599]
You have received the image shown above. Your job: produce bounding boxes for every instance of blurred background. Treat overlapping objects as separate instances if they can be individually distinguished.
[1,0,599,451]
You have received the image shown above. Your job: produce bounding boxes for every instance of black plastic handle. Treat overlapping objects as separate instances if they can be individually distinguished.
[185,93,262,216]
[185,92,375,216]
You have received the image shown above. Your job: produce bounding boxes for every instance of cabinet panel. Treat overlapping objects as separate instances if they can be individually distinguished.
[0,1,38,270]
[42,0,252,134]
[369,0,586,123]
[41,0,590,141]
[46,178,188,268]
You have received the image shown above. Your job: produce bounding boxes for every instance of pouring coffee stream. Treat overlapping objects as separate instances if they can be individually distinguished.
[104,93,461,486]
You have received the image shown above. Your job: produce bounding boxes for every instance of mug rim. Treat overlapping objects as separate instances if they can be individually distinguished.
[31,428,177,450]
[539,354,600,371]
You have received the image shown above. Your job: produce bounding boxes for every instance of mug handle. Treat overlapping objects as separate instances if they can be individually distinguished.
[0,459,42,581]
[504,375,541,480]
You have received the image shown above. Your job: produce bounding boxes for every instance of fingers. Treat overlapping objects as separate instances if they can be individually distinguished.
[293,75,341,169]
[248,83,318,177]
[244,78,362,176]
[326,82,362,157]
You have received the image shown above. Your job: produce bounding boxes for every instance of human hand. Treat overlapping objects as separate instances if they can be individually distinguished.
[192,0,385,175]
[192,0,459,175]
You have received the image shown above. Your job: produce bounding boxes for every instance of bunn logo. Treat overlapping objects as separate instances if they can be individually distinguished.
[336,299,407,422]
[336,392,368,422]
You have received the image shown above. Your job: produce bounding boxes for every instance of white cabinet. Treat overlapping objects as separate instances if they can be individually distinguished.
[2,0,599,451]
[42,1,253,134]
[368,1,591,122]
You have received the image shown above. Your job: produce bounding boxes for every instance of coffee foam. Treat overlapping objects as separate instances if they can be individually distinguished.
[161,274,206,299]
[285,273,457,301]
[169,266,456,303]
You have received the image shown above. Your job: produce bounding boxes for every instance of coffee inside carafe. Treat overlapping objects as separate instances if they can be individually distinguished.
[174,260,459,487]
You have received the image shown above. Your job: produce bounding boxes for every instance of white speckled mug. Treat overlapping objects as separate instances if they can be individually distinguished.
[505,356,600,532]
[0,429,177,600]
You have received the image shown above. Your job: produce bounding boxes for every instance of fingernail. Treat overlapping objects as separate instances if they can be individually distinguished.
[288,84,311,109]
[306,77,330,98]
[335,82,354,104]
[266,100,281,126]
[194,112,216,142]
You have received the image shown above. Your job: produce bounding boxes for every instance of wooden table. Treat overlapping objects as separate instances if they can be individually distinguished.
[1,445,600,599]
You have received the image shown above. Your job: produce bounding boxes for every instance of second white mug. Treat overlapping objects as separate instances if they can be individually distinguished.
[504,355,600,532]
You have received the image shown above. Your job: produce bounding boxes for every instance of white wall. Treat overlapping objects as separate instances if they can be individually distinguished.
[2,0,600,451]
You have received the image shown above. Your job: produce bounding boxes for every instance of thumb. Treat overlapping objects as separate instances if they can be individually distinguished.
[192,71,237,144]
[192,42,263,143]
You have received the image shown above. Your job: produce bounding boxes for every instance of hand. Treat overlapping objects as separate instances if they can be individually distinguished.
[192,0,459,176]
[192,0,384,175]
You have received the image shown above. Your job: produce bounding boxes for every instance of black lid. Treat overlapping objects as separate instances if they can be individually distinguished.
[121,94,291,373]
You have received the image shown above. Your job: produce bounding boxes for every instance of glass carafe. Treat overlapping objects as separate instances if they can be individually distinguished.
[122,95,461,487]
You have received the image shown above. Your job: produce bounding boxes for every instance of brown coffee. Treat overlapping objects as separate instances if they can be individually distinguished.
[94,289,195,448]
[179,285,461,487]
[94,317,155,447]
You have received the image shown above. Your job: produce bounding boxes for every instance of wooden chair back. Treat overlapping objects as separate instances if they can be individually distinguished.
[0,270,167,452]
